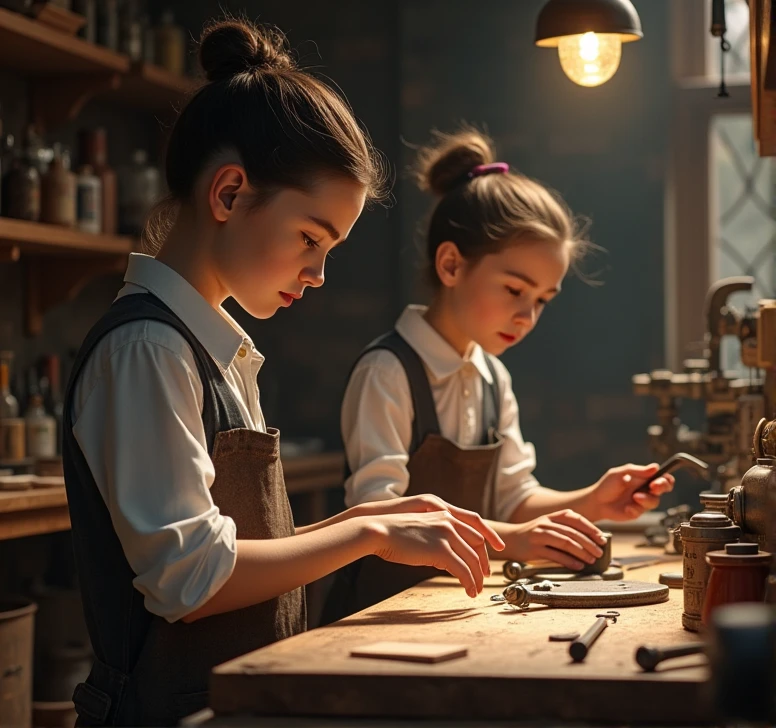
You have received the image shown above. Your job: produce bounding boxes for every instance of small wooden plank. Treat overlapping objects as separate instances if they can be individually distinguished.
[351,641,468,664]
[210,537,711,725]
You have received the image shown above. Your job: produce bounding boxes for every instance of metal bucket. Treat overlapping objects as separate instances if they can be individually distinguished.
[0,597,38,728]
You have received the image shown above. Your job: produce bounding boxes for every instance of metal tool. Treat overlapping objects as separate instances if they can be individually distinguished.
[503,533,613,582]
[494,580,669,609]
[632,277,776,495]
[635,453,710,495]
[569,612,619,663]
[635,643,706,671]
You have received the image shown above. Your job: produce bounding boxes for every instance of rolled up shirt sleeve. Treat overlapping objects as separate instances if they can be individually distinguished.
[72,323,237,623]
[342,350,414,507]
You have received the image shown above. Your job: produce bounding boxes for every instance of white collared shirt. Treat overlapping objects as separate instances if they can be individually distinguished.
[342,305,539,522]
[71,253,265,623]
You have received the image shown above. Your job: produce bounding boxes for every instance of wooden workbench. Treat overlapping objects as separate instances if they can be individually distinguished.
[208,536,710,726]
[0,452,345,542]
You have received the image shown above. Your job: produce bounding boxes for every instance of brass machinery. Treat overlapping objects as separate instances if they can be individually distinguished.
[633,276,776,492]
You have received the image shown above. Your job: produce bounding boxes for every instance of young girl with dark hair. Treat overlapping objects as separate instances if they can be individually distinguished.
[63,23,502,727]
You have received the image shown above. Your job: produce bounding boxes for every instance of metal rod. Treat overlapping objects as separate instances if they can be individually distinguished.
[569,617,608,663]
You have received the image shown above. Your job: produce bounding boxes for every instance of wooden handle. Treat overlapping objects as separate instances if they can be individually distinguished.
[635,643,706,671]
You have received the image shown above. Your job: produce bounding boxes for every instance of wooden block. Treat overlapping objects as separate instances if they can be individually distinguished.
[350,641,468,664]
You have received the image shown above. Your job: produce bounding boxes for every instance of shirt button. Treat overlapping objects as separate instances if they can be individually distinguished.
[237,347,247,358]
[463,389,470,397]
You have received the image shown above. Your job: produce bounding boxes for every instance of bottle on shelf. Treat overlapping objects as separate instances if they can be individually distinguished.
[40,355,63,455]
[0,352,18,419]
[118,149,160,236]
[72,0,96,44]
[79,128,116,234]
[41,142,76,228]
[153,10,185,75]
[119,0,144,61]
[25,393,57,459]
[2,127,41,222]
[0,351,24,463]
[96,0,118,51]
[76,163,102,234]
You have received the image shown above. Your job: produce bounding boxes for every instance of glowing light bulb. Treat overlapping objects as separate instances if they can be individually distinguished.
[557,32,622,87]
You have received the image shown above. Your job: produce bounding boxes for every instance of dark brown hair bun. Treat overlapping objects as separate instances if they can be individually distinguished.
[199,18,294,83]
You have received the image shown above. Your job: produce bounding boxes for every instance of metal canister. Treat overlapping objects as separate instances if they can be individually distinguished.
[680,512,741,632]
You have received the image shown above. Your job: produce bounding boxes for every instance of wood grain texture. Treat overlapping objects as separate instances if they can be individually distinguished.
[210,536,712,725]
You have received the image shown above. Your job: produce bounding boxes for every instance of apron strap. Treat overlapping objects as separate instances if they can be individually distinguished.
[481,354,501,445]
[361,331,441,454]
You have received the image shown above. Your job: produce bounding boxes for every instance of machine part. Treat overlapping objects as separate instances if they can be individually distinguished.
[635,453,710,495]
[705,276,754,374]
[680,512,741,632]
[659,572,683,588]
[548,632,580,642]
[499,580,669,609]
[635,643,706,672]
[727,455,775,548]
[569,613,618,663]
[699,491,729,514]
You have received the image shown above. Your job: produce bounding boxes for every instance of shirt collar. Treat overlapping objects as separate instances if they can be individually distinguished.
[119,253,247,370]
[394,304,494,383]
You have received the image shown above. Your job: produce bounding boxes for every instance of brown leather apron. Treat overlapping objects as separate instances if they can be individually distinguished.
[320,331,503,623]
[63,294,305,726]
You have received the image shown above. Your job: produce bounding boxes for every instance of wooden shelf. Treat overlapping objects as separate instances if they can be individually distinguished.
[118,61,199,111]
[0,453,345,541]
[0,7,128,75]
[0,8,196,126]
[0,218,133,256]
[0,219,133,335]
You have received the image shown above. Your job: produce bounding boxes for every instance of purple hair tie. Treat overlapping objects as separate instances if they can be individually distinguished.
[468,162,509,178]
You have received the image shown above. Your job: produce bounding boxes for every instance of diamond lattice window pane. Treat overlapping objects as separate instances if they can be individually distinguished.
[710,114,776,373]
[706,0,750,81]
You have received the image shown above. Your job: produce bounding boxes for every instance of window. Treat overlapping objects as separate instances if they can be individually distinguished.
[666,0,753,370]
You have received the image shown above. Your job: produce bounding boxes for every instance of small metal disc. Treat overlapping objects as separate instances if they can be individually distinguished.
[659,572,683,588]
[549,632,580,642]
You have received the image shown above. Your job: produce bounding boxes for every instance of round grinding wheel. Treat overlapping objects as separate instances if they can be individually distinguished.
[502,580,669,608]
[531,565,624,582]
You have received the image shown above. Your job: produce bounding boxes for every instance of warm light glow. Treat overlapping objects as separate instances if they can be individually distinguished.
[557,32,622,87]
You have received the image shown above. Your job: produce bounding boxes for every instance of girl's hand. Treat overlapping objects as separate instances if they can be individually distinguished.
[354,494,503,548]
[504,509,607,570]
[368,507,505,599]
[590,463,675,521]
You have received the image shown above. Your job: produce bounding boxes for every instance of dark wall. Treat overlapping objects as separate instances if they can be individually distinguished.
[1,0,675,495]
[398,0,672,491]
[175,1,404,444]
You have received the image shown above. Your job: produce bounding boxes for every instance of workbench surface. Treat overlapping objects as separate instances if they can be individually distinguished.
[209,535,710,725]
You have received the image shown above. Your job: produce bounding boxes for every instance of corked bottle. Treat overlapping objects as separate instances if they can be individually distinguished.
[41,143,76,228]
[79,129,116,234]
